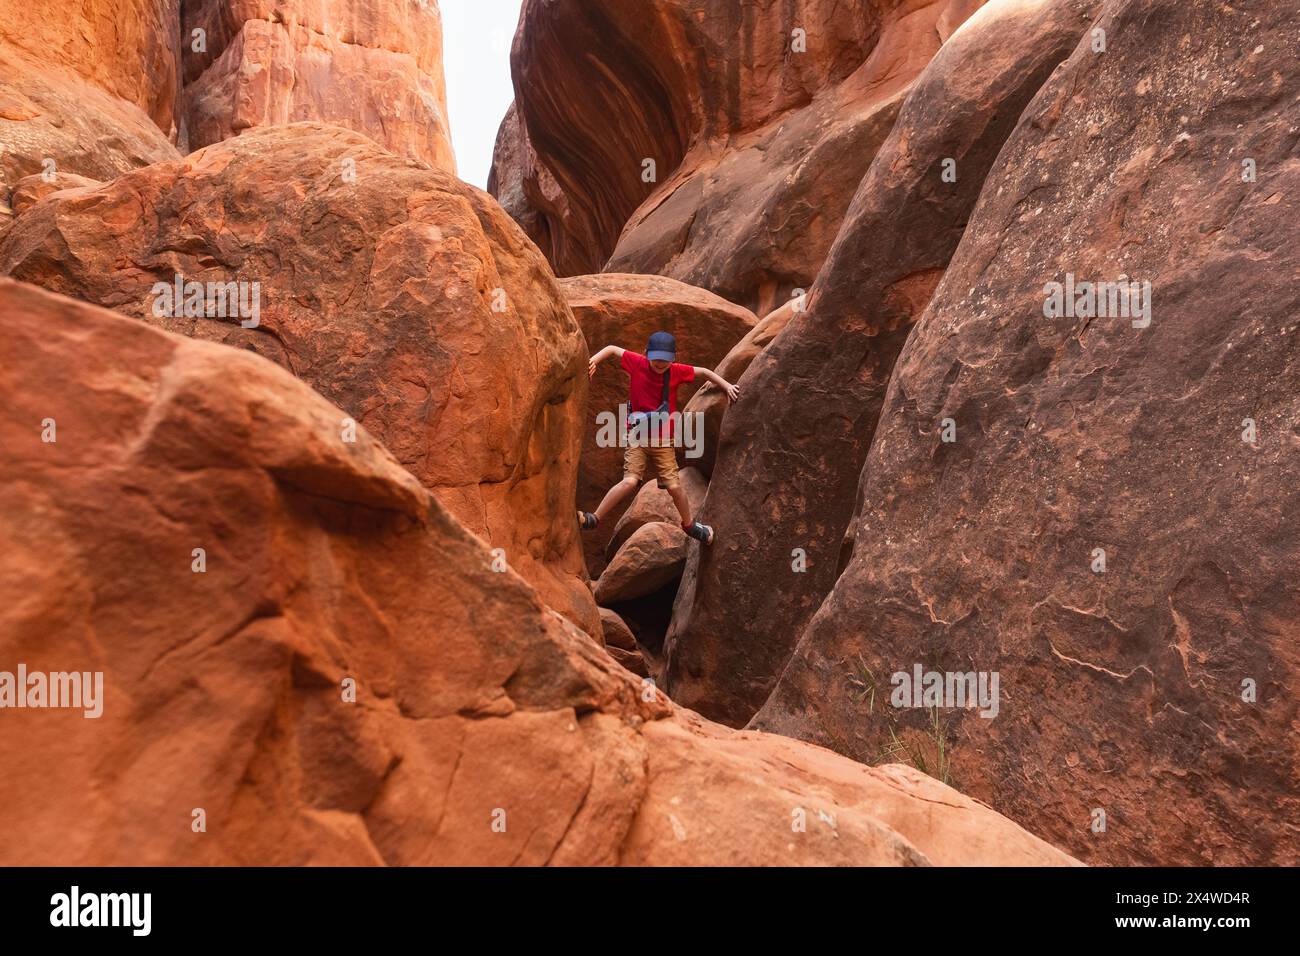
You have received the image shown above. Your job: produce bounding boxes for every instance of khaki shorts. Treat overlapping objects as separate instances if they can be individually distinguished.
[624,442,680,489]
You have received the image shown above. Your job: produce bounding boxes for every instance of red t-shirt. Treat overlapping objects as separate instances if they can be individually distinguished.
[621,350,695,441]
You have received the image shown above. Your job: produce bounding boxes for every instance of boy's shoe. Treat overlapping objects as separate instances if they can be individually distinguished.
[578,511,600,531]
[684,521,714,545]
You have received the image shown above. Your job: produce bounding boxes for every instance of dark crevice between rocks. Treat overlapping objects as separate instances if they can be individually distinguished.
[601,576,681,683]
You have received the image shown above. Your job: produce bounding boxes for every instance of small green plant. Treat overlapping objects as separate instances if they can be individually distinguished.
[878,709,952,785]
[845,657,956,786]
[927,706,952,786]
[845,654,878,712]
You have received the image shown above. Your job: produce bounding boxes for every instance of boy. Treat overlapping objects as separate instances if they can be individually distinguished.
[579,331,740,544]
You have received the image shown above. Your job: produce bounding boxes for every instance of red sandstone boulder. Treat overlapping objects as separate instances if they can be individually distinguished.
[753,0,1300,866]
[599,607,638,652]
[665,0,1104,727]
[606,646,650,679]
[0,279,1076,867]
[0,123,595,636]
[9,173,102,217]
[595,522,689,606]
[181,0,455,171]
[562,273,754,574]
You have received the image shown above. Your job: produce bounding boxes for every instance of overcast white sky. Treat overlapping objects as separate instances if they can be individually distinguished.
[442,0,526,190]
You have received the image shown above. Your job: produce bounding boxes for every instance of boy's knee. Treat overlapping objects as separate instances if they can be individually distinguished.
[619,476,640,491]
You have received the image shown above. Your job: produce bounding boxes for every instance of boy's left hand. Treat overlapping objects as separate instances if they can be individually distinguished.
[724,381,740,403]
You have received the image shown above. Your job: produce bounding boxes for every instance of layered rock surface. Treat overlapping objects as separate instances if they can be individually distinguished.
[0,279,1077,867]
[0,123,594,635]
[753,0,1300,866]
[665,0,1104,727]
[0,0,182,136]
[495,0,989,312]
[487,101,552,254]
[181,0,455,171]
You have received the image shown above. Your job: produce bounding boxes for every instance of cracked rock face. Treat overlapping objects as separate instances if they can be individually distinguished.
[494,0,988,312]
[752,0,1300,866]
[0,123,596,637]
[181,0,455,171]
[0,279,1077,866]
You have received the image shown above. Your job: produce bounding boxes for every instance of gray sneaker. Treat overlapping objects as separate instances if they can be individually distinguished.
[685,521,714,545]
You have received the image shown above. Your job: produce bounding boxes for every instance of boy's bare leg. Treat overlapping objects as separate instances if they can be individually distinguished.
[594,477,641,523]
[666,484,693,525]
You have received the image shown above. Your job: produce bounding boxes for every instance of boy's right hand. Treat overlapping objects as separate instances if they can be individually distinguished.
[588,356,598,378]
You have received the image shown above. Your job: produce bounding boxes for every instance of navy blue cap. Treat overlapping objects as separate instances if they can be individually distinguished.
[646,331,676,362]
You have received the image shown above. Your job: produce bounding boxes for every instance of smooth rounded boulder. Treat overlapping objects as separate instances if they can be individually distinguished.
[0,123,596,636]
[595,522,688,607]
[599,607,639,652]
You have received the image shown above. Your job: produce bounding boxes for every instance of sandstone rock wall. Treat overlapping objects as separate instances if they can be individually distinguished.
[181,0,456,170]
[1,0,458,228]
[665,0,1104,727]
[0,2,183,224]
[0,0,182,136]
[0,47,180,221]
[493,0,989,312]
[753,0,1300,866]
[4,0,1289,871]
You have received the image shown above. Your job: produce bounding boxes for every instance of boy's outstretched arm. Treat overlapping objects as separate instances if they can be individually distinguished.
[693,366,740,403]
[588,344,625,378]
